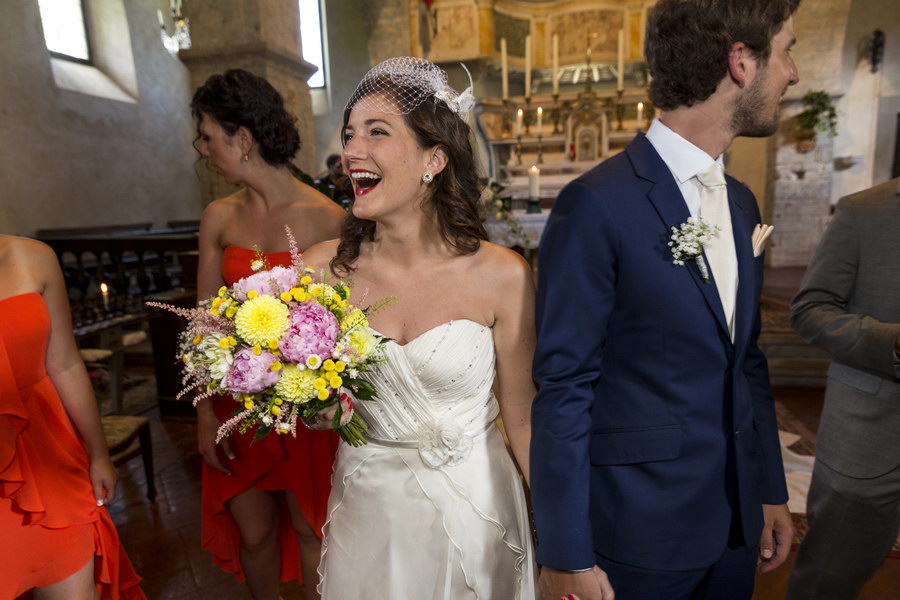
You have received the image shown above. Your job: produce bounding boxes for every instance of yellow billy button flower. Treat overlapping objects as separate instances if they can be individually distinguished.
[323,359,335,372]
[244,399,254,410]
[192,334,203,344]
[280,291,293,303]
[227,336,237,346]
[271,405,282,416]
[182,354,189,364]
[306,355,321,369]
[300,275,312,286]
[334,361,346,373]
[218,286,228,297]
[247,290,259,299]
[270,361,282,372]
[273,397,284,406]
[253,344,262,356]
[225,306,238,319]
[219,338,231,350]
[317,388,330,401]
[313,378,327,390]
[329,376,343,389]
[268,338,279,350]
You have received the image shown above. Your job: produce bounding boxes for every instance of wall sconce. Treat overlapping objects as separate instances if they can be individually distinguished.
[870,29,884,73]
[158,0,191,57]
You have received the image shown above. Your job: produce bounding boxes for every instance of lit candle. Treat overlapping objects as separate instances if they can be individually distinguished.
[636,102,644,130]
[500,38,509,100]
[516,109,523,137]
[536,106,543,133]
[157,8,165,28]
[528,165,540,199]
[524,35,532,98]
[100,282,110,312]
[552,34,560,95]
[617,29,625,91]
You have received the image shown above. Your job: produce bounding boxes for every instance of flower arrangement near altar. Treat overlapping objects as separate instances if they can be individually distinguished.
[669,217,719,283]
[148,228,391,446]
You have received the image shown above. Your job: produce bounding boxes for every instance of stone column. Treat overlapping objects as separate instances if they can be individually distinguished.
[180,0,318,205]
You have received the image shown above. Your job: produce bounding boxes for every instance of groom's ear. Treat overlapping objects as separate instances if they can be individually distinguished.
[424,146,449,177]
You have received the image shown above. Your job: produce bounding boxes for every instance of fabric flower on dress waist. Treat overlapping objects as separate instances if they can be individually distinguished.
[418,421,473,469]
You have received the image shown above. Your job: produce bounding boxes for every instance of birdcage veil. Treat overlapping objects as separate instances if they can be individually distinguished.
[345,56,475,118]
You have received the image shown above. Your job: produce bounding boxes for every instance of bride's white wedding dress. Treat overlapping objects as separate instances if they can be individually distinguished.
[318,319,537,599]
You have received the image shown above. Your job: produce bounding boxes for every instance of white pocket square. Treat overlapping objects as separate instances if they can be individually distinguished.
[752,224,774,257]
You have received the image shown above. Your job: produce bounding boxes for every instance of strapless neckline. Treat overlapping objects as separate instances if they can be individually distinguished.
[224,245,293,256]
[370,318,490,349]
[0,292,41,304]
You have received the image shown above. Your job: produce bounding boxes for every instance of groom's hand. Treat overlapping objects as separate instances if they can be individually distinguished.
[758,503,794,573]
[539,566,614,600]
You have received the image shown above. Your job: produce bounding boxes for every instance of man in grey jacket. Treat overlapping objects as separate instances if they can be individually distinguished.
[786,176,900,600]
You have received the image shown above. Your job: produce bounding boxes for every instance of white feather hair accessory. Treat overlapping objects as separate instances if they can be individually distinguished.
[345,56,475,119]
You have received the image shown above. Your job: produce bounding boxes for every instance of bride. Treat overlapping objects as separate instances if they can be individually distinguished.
[301,57,538,598]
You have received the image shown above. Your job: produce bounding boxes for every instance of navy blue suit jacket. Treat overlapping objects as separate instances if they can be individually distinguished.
[530,134,788,572]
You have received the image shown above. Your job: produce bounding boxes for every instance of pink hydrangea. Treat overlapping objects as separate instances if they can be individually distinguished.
[279,301,339,364]
[232,266,298,300]
[223,346,281,394]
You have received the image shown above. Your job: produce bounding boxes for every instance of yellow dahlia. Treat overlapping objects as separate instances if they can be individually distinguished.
[234,295,290,346]
[274,364,318,403]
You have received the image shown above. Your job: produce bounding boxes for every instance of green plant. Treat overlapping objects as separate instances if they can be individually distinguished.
[479,179,530,247]
[796,90,838,139]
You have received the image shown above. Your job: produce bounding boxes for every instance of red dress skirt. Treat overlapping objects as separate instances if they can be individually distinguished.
[0,293,144,600]
[201,246,339,583]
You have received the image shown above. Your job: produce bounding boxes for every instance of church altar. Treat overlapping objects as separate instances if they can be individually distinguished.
[484,209,551,250]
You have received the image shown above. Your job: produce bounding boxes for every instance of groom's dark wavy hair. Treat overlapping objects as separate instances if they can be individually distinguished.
[331,77,487,276]
[645,0,801,111]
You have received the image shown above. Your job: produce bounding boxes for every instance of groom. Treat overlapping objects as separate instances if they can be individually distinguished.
[531,1,801,598]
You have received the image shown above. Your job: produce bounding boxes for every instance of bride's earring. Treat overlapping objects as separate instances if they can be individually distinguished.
[422,172,433,184]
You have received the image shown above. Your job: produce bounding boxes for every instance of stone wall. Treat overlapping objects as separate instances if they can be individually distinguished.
[0,0,201,235]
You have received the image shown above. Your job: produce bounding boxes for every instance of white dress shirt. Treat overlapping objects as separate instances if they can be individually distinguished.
[644,118,724,219]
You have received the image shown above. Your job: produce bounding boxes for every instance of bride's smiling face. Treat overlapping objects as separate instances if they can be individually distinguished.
[341,95,436,222]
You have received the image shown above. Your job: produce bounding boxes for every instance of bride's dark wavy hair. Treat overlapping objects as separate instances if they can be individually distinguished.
[330,79,487,276]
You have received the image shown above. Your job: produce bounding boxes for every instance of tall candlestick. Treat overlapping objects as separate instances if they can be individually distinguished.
[617,29,625,91]
[516,109,523,137]
[636,101,644,130]
[536,106,543,133]
[500,38,509,100]
[552,34,559,95]
[524,35,532,98]
[528,165,540,199]
[100,282,110,312]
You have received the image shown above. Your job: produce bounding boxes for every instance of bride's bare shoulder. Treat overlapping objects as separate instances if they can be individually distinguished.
[302,239,340,273]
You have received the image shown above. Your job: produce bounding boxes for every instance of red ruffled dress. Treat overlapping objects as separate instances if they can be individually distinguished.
[201,246,339,583]
[0,293,144,600]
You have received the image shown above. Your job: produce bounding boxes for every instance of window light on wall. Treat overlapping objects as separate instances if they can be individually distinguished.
[37,0,91,63]
[299,0,325,88]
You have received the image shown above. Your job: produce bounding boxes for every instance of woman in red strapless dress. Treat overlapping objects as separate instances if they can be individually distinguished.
[0,235,144,600]
[191,70,346,599]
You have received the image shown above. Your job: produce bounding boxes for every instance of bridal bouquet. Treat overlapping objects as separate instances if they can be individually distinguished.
[148,229,390,446]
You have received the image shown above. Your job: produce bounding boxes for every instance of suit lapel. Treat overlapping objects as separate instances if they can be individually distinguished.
[729,179,756,350]
[627,135,731,339]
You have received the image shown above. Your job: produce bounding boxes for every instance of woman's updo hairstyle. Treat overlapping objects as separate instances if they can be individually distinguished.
[191,69,300,167]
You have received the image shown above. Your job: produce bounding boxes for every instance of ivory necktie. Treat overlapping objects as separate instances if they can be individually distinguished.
[696,163,737,340]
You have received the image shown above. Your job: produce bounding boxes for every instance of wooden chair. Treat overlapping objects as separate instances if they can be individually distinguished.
[100,415,157,502]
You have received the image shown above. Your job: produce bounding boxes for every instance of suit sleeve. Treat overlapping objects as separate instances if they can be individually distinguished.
[531,180,619,570]
[743,248,789,505]
[790,199,900,380]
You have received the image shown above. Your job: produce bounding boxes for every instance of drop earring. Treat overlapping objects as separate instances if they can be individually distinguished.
[422,172,433,183]
[242,153,250,162]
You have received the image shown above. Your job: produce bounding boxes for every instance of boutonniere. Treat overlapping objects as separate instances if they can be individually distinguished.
[669,217,719,283]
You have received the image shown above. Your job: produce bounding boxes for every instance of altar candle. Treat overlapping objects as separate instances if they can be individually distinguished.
[552,34,560,95]
[636,102,644,129]
[500,38,509,100]
[516,109,523,137]
[157,8,165,28]
[524,35,532,98]
[100,282,109,312]
[528,165,540,199]
[536,106,543,133]
[617,29,625,91]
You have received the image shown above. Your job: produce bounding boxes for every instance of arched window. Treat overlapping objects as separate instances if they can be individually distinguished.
[37,0,91,64]
[299,0,326,88]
